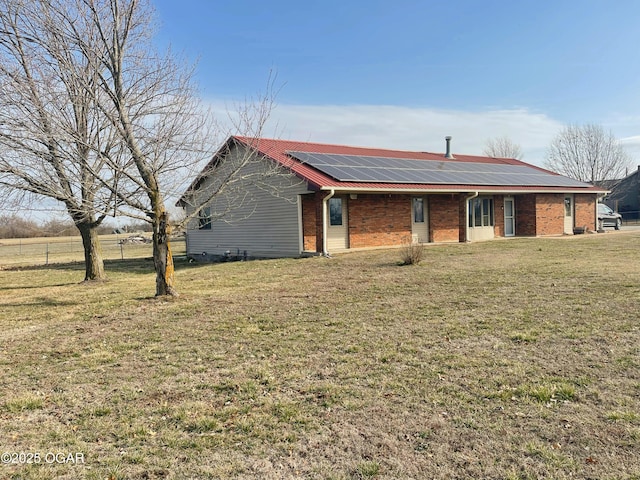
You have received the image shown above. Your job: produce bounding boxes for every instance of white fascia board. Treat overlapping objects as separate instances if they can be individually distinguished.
[321,186,608,195]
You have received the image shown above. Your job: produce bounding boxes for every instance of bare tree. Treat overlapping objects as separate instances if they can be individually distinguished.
[0,0,126,280]
[0,214,40,238]
[62,0,283,296]
[1,0,283,296]
[545,124,631,183]
[483,136,524,159]
[81,0,263,296]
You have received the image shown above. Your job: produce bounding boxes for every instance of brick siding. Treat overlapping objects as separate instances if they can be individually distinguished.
[515,194,537,236]
[430,194,463,243]
[514,193,596,236]
[574,194,597,231]
[493,195,505,237]
[535,193,565,235]
[302,191,599,252]
[348,194,412,248]
[301,193,318,251]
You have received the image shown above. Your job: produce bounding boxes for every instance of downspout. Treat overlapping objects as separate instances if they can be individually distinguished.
[322,189,335,257]
[464,192,479,243]
[297,195,304,255]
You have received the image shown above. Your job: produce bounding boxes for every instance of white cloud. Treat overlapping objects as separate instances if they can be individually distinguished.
[619,136,640,164]
[207,100,640,167]
[260,104,566,166]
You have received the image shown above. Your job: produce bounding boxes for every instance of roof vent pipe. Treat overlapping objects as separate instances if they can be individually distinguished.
[445,136,455,159]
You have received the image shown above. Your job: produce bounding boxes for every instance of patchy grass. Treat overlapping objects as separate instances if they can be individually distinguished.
[3,395,45,413]
[1,232,639,479]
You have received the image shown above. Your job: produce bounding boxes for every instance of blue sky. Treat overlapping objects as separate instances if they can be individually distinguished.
[152,0,640,164]
[6,1,640,221]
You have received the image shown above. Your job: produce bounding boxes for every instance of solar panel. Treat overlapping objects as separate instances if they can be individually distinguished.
[287,151,590,188]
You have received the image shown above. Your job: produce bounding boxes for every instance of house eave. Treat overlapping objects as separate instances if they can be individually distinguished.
[319,186,609,195]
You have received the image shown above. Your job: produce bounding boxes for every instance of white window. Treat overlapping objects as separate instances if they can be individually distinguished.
[564,197,572,217]
[469,197,494,227]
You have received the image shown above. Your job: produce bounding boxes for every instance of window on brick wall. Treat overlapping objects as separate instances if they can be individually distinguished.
[329,198,343,226]
[469,197,494,227]
[413,197,425,223]
[564,197,572,217]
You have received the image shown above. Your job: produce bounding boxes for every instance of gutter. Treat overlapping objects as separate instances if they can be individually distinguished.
[464,192,479,243]
[319,186,608,195]
[297,195,304,255]
[322,188,335,257]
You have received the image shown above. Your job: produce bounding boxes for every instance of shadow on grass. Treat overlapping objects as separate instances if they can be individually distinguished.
[0,282,80,291]
[1,297,79,308]
[104,257,220,274]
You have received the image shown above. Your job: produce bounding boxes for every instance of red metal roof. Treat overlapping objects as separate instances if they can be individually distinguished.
[232,136,606,194]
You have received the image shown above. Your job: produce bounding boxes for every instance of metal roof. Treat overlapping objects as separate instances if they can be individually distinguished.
[179,136,609,203]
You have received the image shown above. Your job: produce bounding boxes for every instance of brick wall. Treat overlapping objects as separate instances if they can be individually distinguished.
[493,195,505,237]
[301,193,318,251]
[535,193,565,235]
[348,194,412,248]
[575,194,597,231]
[514,194,564,236]
[430,194,462,243]
[302,191,598,252]
[515,194,536,236]
[515,193,582,236]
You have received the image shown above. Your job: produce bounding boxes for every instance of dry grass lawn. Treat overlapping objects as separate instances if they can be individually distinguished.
[1,232,639,479]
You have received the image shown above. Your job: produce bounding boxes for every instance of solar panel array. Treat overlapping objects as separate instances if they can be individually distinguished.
[287,151,589,188]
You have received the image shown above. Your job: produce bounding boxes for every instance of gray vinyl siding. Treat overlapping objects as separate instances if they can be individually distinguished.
[183,144,312,258]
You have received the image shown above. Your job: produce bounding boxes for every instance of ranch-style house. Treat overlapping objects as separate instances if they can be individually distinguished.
[178,136,608,259]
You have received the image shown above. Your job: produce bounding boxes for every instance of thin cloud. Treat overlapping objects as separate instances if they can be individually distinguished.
[204,99,640,167]
[253,103,564,166]
[619,136,640,163]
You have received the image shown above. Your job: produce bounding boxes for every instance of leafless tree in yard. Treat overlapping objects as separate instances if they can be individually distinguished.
[1,0,285,296]
[545,124,631,184]
[92,0,291,295]
[0,0,127,280]
[56,0,284,296]
[483,136,524,159]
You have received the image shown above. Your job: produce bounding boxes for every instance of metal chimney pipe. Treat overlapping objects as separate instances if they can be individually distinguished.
[445,136,454,159]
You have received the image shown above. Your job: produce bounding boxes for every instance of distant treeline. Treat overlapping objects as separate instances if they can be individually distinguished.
[0,215,152,239]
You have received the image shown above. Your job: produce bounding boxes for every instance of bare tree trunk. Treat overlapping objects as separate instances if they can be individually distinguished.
[153,212,178,297]
[77,222,105,281]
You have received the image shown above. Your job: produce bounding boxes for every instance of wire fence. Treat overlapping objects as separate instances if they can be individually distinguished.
[0,234,186,267]
[1,213,637,268]
[621,210,640,224]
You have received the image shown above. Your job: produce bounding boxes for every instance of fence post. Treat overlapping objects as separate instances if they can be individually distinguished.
[46,243,49,265]
[120,242,124,260]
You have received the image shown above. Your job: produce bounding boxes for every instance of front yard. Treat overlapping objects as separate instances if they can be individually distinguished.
[1,232,639,479]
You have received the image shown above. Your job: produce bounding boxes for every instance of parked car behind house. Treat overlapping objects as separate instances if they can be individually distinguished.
[598,203,622,230]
